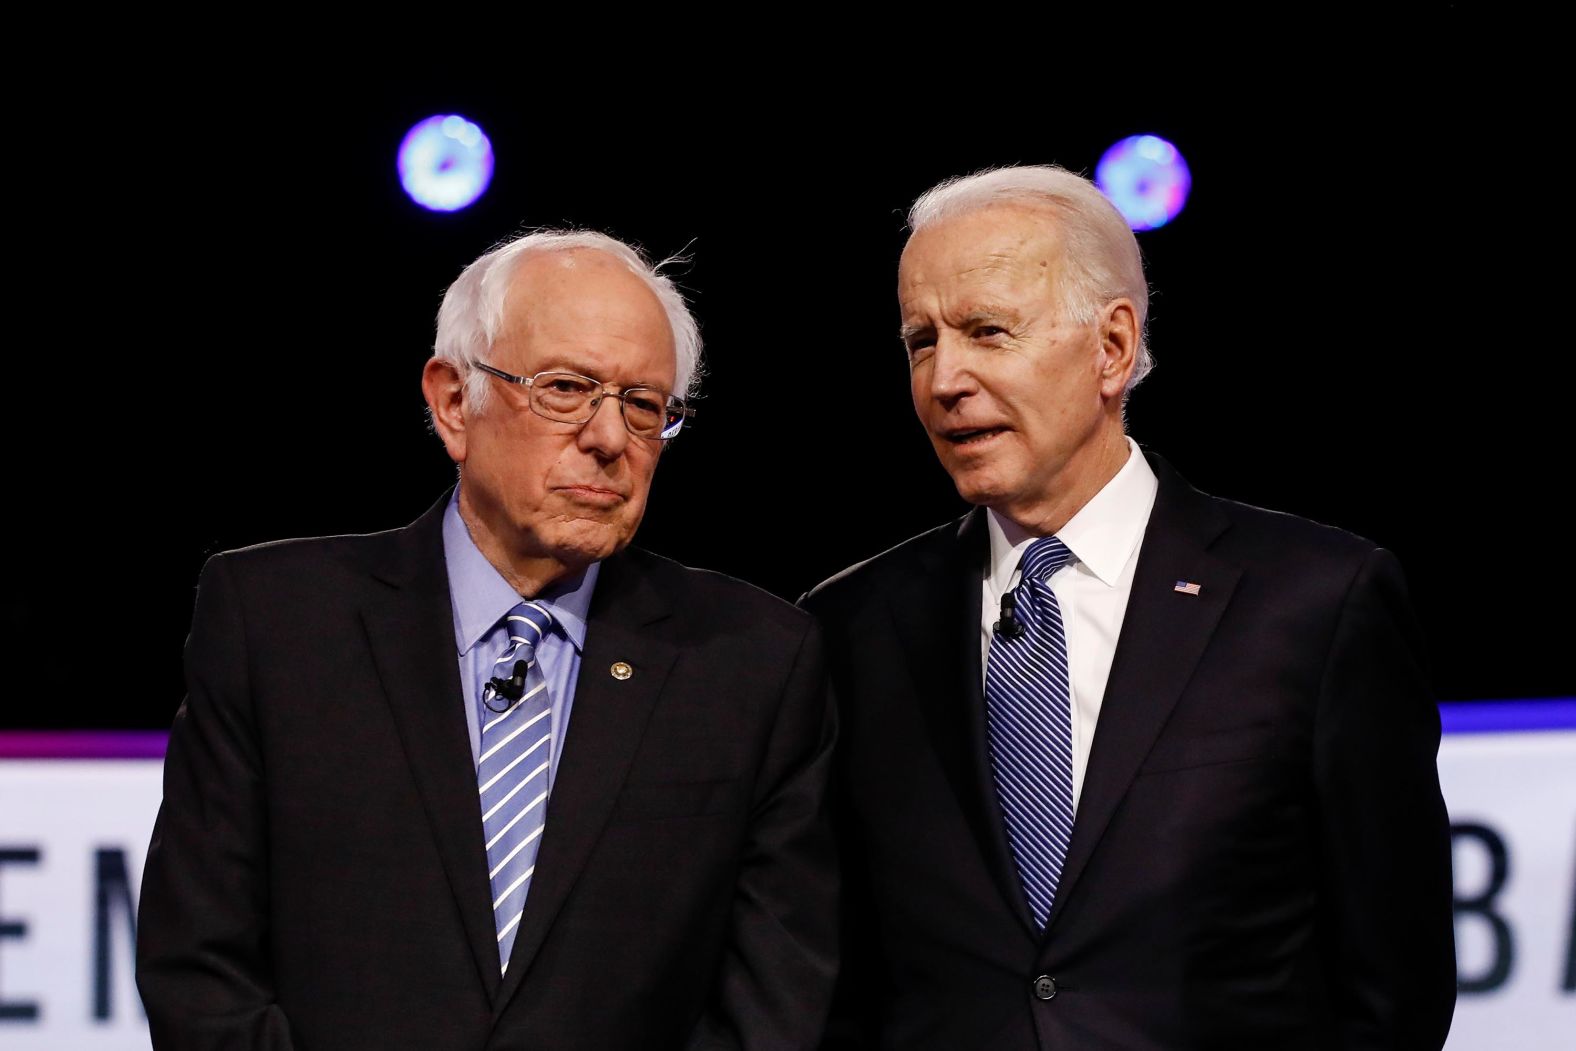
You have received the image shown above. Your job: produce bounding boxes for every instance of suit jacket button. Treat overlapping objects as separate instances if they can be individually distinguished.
[1033,975,1057,1001]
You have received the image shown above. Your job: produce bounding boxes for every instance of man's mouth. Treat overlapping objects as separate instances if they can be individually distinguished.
[558,485,627,506]
[943,427,1008,446]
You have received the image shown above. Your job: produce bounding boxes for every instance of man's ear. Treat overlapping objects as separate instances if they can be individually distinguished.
[1097,298,1139,401]
[422,357,469,464]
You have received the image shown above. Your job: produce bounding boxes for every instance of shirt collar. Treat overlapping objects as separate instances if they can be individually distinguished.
[985,436,1159,592]
[442,492,597,656]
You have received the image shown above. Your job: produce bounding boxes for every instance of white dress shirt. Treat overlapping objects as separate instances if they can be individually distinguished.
[980,437,1159,813]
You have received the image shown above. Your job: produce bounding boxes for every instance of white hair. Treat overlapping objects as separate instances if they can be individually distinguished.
[433,229,702,412]
[908,165,1153,392]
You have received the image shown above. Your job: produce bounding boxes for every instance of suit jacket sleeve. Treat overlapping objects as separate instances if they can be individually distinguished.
[687,619,840,1051]
[137,554,298,1050]
[1314,547,1456,1048]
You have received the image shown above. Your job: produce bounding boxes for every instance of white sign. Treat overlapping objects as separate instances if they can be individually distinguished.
[1,725,1572,1049]
[0,761,159,1050]
[1441,731,1576,1049]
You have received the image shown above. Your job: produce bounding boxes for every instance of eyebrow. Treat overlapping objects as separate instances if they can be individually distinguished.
[899,308,1019,342]
[537,362,675,394]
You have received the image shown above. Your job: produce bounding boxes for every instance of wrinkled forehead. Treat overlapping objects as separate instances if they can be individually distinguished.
[498,250,677,379]
[899,204,1068,307]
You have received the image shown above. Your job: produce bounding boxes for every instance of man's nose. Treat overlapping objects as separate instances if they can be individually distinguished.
[576,393,630,459]
[923,336,980,406]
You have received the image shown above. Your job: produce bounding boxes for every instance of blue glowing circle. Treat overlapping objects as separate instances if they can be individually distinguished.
[1095,135,1191,231]
[397,115,494,212]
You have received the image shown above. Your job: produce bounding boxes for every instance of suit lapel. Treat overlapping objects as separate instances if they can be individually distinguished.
[361,494,503,997]
[1044,455,1240,936]
[887,510,1039,936]
[494,551,676,1011]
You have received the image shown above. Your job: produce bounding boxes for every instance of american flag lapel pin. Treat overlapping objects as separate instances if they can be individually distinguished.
[1173,580,1202,596]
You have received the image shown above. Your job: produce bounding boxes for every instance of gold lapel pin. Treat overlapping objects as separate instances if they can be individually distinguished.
[610,661,633,680]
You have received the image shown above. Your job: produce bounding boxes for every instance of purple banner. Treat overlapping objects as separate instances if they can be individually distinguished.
[0,699,1572,759]
[0,731,170,759]
[1438,699,1576,735]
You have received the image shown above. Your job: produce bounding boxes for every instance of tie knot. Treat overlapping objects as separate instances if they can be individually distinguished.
[1019,536,1073,584]
[503,601,554,657]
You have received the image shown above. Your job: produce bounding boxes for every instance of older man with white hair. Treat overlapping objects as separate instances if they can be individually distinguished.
[138,230,838,1050]
[803,166,1457,1049]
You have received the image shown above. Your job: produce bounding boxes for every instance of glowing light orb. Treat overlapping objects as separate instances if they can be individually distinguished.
[397,115,494,212]
[1095,135,1191,231]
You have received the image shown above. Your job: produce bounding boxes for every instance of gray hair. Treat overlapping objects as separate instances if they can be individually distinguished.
[909,165,1153,392]
[434,229,702,412]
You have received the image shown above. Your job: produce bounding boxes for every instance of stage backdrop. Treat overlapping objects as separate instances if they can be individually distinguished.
[1,706,1572,1049]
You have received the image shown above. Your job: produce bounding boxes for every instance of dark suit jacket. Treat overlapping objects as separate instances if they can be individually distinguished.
[137,494,838,1050]
[801,453,1455,1050]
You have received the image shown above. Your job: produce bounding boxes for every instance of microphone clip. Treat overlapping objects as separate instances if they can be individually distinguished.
[482,660,529,713]
[994,589,1026,640]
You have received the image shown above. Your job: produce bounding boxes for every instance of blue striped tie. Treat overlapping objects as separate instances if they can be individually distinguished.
[985,537,1075,930]
[477,601,555,973]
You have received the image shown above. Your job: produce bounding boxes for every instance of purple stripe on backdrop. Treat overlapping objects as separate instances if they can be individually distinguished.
[1438,699,1576,735]
[0,731,170,759]
[0,699,1572,757]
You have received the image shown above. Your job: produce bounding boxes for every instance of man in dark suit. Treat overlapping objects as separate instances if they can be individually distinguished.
[137,231,837,1049]
[802,166,1456,1049]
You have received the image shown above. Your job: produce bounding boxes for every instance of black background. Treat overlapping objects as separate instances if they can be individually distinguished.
[12,21,1568,729]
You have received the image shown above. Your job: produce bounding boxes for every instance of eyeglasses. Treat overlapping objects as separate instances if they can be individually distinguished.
[475,363,694,440]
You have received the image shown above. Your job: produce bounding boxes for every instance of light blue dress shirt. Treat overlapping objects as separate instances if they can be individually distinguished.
[441,495,597,787]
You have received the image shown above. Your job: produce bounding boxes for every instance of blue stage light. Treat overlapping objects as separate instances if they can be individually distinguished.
[397,115,494,212]
[1095,135,1191,231]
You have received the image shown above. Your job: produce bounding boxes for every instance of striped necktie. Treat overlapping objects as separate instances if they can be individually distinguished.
[984,536,1075,930]
[477,601,555,972]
